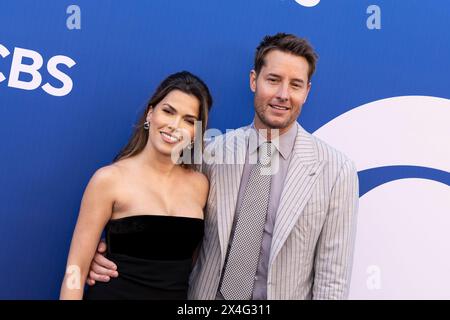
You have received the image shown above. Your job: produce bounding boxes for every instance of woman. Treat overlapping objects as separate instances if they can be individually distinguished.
[60,71,212,299]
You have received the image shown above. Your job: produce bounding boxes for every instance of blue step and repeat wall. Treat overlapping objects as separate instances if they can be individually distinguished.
[1,0,449,299]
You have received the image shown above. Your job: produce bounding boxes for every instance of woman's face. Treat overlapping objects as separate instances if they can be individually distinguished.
[146,89,200,160]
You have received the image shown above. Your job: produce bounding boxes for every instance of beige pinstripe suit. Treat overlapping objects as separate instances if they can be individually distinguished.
[188,123,359,299]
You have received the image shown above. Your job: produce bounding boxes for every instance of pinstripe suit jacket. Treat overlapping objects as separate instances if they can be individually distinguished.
[188,123,359,300]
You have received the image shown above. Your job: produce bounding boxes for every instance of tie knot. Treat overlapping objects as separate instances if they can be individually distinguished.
[258,142,274,166]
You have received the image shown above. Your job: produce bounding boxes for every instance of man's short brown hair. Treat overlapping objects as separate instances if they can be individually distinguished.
[254,33,318,82]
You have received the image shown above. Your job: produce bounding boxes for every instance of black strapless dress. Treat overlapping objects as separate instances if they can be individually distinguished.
[84,215,204,300]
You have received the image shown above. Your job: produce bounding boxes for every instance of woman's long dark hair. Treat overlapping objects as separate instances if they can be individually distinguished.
[113,71,213,168]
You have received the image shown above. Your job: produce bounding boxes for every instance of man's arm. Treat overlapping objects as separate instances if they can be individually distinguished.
[312,159,359,300]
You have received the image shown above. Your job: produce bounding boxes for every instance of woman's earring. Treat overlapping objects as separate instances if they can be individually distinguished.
[187,141,194,150]
[144,121,150,130]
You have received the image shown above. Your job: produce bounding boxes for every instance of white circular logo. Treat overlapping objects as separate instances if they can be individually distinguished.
[294,0,321,7]
[314,95,450,299]
[313,96,450,173]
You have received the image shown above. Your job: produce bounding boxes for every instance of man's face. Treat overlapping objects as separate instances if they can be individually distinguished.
[250,50,311,135]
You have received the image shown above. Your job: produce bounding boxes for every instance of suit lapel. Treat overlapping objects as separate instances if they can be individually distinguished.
[269,124,326,267]
[216,127,248,264]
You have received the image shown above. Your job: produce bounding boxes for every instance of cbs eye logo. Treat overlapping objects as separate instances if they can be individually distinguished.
[0,44,76,97]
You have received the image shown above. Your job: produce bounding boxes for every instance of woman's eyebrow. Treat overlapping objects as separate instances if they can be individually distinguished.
[163,103,198,119]
[162,103,177,112]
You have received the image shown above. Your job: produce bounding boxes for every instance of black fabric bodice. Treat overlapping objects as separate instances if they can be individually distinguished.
[84,215,204,300]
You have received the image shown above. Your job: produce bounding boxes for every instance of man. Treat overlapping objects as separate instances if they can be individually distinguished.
[88,33,359,299]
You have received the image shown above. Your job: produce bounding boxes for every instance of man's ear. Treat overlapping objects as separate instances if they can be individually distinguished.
[304,82,312,103]
[250,70,257,93]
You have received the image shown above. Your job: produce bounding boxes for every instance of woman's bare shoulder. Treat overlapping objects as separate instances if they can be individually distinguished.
[87,163,125,191]
[181,168,209,206]
[185,168,209,189]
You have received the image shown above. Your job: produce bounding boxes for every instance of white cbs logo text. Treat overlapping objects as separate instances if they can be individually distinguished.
[0,44,76,97]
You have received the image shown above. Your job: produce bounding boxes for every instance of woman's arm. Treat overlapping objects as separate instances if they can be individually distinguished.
[60,166,117,300]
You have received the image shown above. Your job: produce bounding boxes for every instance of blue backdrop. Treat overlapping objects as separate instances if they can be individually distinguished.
[1,0,449,299]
